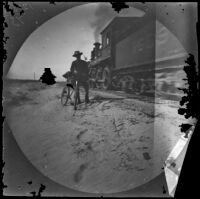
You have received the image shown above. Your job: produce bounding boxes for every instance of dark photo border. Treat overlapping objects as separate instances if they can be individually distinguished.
[2,1,199,198]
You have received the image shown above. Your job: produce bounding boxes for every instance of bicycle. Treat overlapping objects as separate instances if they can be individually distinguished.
[61,72,79,110]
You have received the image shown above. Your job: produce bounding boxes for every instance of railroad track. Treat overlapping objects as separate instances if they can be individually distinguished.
[89,88,181,104]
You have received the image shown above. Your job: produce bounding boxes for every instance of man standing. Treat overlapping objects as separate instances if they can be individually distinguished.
[70,51,90,104]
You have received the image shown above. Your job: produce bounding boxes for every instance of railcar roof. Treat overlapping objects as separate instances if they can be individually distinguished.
[100,16,153,35]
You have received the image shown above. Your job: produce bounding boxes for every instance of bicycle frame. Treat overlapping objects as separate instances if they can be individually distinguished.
[73,79,79,110]
[61,73,83,110]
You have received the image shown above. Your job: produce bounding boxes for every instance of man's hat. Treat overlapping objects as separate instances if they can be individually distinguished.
[73,51,83,57]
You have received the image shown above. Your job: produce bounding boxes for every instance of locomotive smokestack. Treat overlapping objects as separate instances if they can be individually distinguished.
[91,48,95,61]
[94,42,101,50]
[93,42,101,59]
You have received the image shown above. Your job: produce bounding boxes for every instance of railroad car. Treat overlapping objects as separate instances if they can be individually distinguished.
[88,16,187,99]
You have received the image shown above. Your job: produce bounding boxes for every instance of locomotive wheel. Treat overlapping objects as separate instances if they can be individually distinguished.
[96,81,102,89]
[95,68,102,89]
[89,79,95,89]
[102,67,111,90]
[89,80,92,89]
[119,75,134,91]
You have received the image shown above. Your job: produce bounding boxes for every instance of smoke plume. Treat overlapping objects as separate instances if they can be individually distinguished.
[90,3,118,42]
[90,3,145,42]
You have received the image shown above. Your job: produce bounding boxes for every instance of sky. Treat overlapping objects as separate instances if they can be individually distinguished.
[7,3,144,81]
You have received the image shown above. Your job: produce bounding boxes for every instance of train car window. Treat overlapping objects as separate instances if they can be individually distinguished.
[106,33,111,46]
[102,35,106,48]
[106,37,110,45]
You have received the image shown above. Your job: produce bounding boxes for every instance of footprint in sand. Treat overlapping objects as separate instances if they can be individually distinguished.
[73,163,89,183]
[76,129,88,140]
[143,152,151,160]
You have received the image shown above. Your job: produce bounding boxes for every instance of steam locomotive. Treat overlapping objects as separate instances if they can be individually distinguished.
[88,16,187,98]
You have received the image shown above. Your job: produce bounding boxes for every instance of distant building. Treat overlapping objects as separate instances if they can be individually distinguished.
[39,68,56,85]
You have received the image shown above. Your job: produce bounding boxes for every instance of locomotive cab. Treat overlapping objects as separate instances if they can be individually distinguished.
[89,17,142,90]
[89,19,117,89]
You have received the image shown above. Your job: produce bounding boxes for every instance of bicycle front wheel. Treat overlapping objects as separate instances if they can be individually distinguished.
[61,86,73,106]
[74,88,78,110]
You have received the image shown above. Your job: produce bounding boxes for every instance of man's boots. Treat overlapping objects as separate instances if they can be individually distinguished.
[85,93,90,103]
[77,92,81,104]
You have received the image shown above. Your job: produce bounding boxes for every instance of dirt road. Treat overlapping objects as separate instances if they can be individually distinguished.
[3,80,187,194]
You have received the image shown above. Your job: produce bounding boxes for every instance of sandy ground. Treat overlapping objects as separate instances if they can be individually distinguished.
[3,80,187,194]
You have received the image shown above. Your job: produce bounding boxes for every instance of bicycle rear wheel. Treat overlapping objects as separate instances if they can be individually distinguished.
[61,86,73,106]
